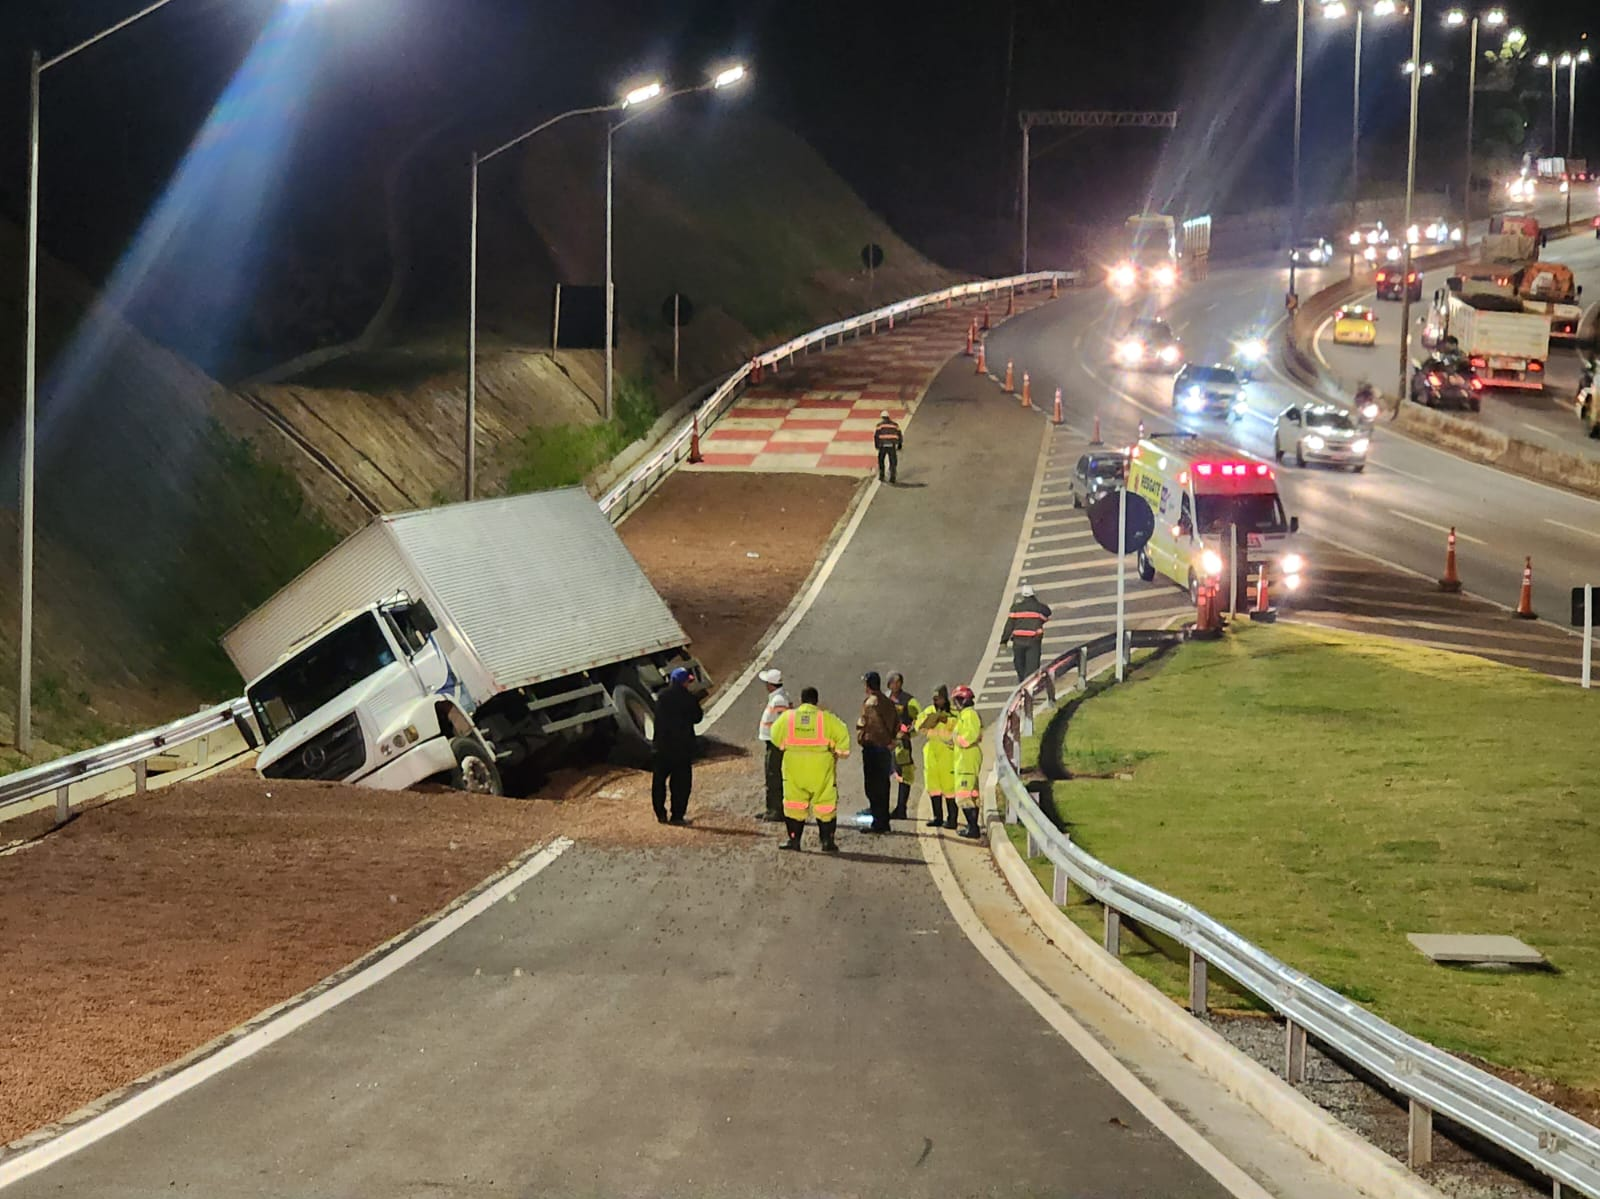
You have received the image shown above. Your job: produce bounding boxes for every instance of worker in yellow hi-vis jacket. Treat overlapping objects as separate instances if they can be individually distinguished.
[769,685,851,852]
[951,684,985,840]
[914,685,958,830]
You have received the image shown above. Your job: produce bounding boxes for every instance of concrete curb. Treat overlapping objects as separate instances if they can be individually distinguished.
[986,827,1449,1199]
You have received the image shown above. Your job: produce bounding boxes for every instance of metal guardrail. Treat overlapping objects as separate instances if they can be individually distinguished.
[1,699,252,824]
[599,271,1076,522]
[992,631,1600,1198]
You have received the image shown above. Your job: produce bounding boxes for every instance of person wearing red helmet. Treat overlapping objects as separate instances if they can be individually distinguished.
[950,685,985,839]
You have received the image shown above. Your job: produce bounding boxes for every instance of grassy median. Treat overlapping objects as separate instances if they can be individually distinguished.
[1022,622,1600,1090]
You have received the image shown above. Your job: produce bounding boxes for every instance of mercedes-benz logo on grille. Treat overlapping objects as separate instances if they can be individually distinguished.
[301,744,328,772]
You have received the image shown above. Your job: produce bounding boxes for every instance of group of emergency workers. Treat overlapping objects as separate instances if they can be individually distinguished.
[756,665,985,852]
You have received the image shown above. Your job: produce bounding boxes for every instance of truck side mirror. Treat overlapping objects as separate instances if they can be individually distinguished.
[408,602,438,637]
[1290,516,1300,535]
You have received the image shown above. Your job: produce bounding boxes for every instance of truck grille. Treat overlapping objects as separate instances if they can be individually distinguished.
[263,713,366,781]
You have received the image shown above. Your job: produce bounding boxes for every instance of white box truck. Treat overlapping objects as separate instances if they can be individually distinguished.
[1425,288,1551,391]
[1108,213,1210,290]
[223,488,707,794]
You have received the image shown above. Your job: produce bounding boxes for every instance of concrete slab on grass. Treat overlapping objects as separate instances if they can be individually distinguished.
[1407,933,1547,966]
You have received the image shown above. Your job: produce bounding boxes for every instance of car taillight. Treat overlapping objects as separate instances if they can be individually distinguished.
[1427,373,1442,386]
[1470,378,1484,391]
[1408,273,1418,282]
[1469,356,1486,368]
[1375,272,1388,282]
[1529,361,1542,372]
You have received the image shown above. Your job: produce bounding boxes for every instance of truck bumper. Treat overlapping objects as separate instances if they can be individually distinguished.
[354,735,458,791]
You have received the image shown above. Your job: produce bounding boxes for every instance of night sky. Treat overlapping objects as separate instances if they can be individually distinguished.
[1,0,1595,285]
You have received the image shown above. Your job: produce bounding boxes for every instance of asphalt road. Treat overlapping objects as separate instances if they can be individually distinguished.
[980,233,1600,623]
[1316,205,1600,463]
[6,344,1241,1197]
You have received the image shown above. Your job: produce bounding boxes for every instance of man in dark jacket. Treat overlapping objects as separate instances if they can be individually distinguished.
[856,670,899,833]
[651,667,703,825]
[873,411,904,483]
[1001,582,1052,682]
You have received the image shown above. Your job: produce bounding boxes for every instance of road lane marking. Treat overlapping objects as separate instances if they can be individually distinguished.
[0,836,575,1189]
[1371,460,1431,484]
[1386,509,1486,544]
[1546,518,1600,540]
[1519,421,1558,439]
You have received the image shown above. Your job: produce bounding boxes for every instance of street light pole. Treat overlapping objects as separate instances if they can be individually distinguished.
[1567,52,1589,159]
[17,0,189,757]
[604,120,615,424]
[1397,0,1424,406]
[1465,16,1478,228]
[1351,7,1364,224]
[1020,123,1031,274]
[1291,0,1305,299]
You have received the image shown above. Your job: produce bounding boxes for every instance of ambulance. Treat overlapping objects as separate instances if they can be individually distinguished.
[1127,433,1306,605]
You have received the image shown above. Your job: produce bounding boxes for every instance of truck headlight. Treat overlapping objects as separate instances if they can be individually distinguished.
[1281,553,1305,574]
[1111,264,1137,288]
[1117,339,1143,363]
[1352,437,1370,454]
[1159,345,1180,364]
[1153,265,1177,288]
[1305,434,1326,451]
[1201,549,1224,576]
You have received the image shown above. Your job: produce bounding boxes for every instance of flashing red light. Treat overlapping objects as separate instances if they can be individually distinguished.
[1195,463,1213,476]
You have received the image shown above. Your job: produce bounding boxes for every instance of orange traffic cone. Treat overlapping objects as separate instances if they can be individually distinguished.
[688,413,704,464]
[965,320,976,357]
[1091,414,1103,445]
[1514,556,1537,619]
[981,304,991,331]
[1004,361,1015,394]
[1006,290,1016,317]
[1052,388,1064,426]
[975,340,987,375]
[1438,527,1462,593]
[1021,372,1032,408]
[1249,562,1277,622]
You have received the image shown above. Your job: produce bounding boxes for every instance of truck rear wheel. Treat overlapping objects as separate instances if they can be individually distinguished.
[449,735,503,796]
[611,678,657,753]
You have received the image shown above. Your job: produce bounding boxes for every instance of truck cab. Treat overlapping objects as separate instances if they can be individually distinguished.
[1128,433,1304,608]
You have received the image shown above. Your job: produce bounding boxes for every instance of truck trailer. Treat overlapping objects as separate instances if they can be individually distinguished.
[1424,289,1551,391]
[224,488,707,794]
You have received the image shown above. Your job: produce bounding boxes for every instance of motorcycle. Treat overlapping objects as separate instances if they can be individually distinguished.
[1353,383,1381,426]
[1232,337,1269,382]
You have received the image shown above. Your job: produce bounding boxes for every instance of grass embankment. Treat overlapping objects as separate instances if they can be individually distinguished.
[1017,623,1600,1090]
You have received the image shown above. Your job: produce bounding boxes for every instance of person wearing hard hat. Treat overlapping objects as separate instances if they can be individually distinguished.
[914,684,958,829]
[950,684,985,840]
[885,672,921,820]
[651,667,703,825]
[1000,581,1052,683]
[756,667,791,822]
[873,410,904,484]
[769,686,851,852]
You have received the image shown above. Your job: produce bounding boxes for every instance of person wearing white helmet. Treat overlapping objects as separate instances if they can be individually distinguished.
[756,667,791,822]
[1001,581,1052,683]
[873,410,904,484]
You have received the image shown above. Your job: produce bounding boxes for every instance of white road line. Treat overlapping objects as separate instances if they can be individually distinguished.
[1023,545,1099,563]
[1546,518,1600,540]
[1371,460,1432,484]
[1386,508,1486,544]
[1027,560,1119,579]
[0,837,575,1189]
[1031,516,1087,530]
[1518,421,1558,439]
[1026,530,1094,546]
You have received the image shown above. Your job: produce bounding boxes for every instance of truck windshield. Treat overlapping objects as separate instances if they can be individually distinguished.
[248,613,395,743]
[1196,493,1289,536]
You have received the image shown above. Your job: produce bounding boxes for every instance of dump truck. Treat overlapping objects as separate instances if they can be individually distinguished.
[1424,289,1551,391]
[1511,262,1584,341]
[223,488,708,794]
[1482,213,1540,263]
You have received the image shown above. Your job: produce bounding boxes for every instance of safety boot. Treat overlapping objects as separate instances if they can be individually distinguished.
[926,796,945,827]
[957,806,982,839]
[819,819,839,853]
[944,805,959,830]
[779,818,804,851]
[890,781,910,820]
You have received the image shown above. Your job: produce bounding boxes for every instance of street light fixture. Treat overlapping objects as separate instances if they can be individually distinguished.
[464,65,745,501]
[1443,8,1508,229]
[1322,1,1403,233]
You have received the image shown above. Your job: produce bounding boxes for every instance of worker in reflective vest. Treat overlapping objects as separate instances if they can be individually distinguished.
[1001,581,1052,683]
[951,685,984,840]
[769,686,851,852]
[886,672,921,820]
[914,685,958,830]
[873,411,904,484]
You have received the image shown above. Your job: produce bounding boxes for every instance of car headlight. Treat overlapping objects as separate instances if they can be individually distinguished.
[1159,345,1180,364]
[1363,246,1377,261]
[1153,265,1177,288]
[1201,549,1224,575]
[1450,227,1463,242]
[1281,553,1305,574]
[1111,264,1137,288]
[1284,573,1303,592]
[1117,340,1143,362]
[1305,434,1326,451]
[1352,437,1370,454]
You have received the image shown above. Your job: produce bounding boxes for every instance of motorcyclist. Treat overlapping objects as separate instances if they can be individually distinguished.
[1233,335,1268,382]
[1353,381,1381,427]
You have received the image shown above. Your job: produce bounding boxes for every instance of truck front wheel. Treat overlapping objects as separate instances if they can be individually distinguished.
[449,735,503,796]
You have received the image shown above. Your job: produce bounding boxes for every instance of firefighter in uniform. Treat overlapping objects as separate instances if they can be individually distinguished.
[1000,582,1052,683]
[951,684,985,839]
[886,672,921,820]
[914,685,958,829]
[873,411,904,483]
[769,686,851,852]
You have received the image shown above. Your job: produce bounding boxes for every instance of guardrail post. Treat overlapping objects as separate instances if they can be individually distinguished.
[1078,645,1090,690]
[1188,951,1208,1015]
[1284,1020,1308,1084]
[134,758,148,795]
[1051,862,1068,906]
[1103,907,1121,955]
[55,785,70,825]
[1408,1099,1434,1167]
[1025,826,1039,857]
[196,733,210,769]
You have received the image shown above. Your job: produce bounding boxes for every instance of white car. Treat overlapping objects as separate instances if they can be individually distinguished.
[1172,363,1246,419]
[1274,403,1370,470]
[1290,237,1334,265]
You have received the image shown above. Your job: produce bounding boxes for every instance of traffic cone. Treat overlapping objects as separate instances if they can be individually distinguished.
[982,304,991,331]
[688,413,704,464]
[965,320,976,357]
[1004,361,1015,394]
[1006,290,1016,317]
[1438,527,1462,593]
[1249,562,1277,622]
[1021,372,1032,408]
[975,340,987,375]
[1091,414,1103,445]
[1514,556,1537,619]
[1052,388,1064,426]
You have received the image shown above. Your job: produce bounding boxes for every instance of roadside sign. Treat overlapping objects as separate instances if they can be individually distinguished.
[860,243,885,271]
[1570,585,1596,628]
[1575,586,1596,690]
[1087,490,1153,555]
